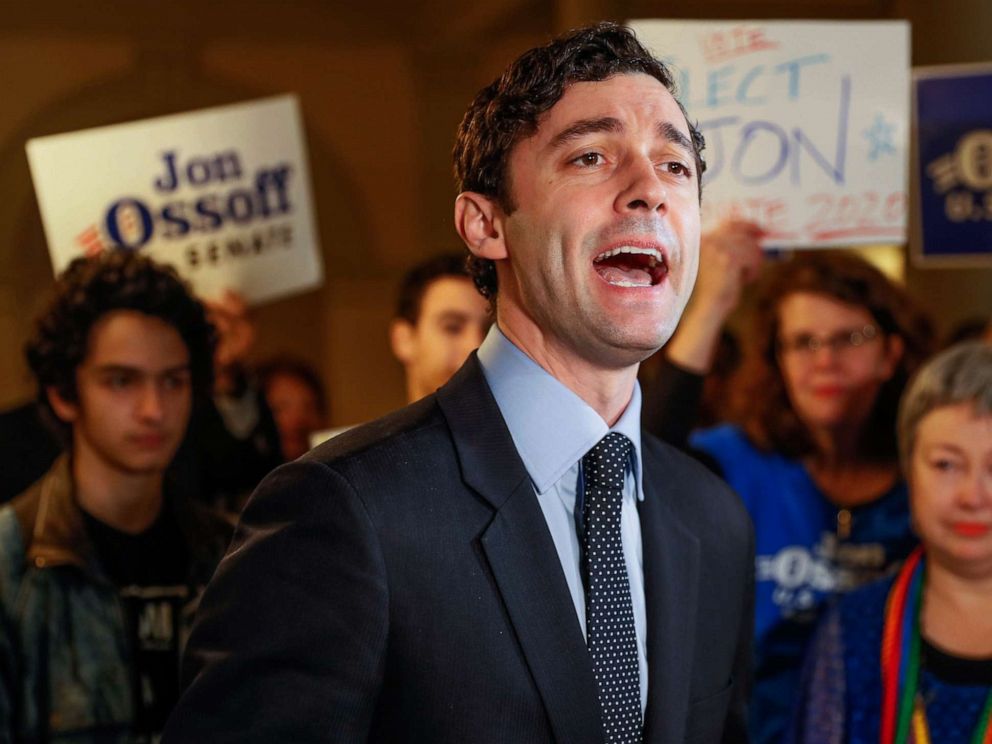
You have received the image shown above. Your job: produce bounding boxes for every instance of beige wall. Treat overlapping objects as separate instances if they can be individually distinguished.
[0,36,135,407]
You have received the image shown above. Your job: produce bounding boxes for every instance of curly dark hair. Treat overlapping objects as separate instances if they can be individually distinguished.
[452,21,705,299]
[25,251,216,442]
[394,252,475,325]
[735,251,934,463]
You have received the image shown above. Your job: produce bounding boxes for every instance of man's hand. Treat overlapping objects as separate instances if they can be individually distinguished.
[205,290,256,395]
[666,220,765,374]
[693,219,765,318]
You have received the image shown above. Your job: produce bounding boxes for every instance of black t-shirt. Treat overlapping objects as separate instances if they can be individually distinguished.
[922,636,992,686]
[83,503,190,742]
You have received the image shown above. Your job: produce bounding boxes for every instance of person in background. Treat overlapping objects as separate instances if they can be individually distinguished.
[288,253,491,451]
[0,251,232,743]
[647,250,934,744]
[257,355,327,460]
[389,252,491,403]
[0,290,282,512]
[790,341,992,744]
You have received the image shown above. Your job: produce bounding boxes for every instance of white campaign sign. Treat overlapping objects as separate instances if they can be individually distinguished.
[628,20,910,247]
[26,95,323,303]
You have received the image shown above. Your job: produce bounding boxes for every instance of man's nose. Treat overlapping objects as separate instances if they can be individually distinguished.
[616,156,667,213]
[137,382,165,421]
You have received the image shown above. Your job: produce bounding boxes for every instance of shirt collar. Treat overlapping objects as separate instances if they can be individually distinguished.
[476,325,644,500]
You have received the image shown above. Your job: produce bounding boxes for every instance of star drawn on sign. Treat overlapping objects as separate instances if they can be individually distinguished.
[864,114,897,161]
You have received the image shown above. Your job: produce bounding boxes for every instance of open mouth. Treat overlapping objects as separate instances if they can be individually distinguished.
[593,246,667,288]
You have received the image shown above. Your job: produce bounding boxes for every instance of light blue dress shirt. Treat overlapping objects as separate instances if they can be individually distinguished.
[476,326,648,714]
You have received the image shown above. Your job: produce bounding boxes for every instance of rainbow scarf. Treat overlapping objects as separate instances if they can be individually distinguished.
[880,546,992,744]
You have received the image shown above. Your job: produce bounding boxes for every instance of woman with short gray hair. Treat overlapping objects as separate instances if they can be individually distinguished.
[897,341,992,473]
[790,341,992,743]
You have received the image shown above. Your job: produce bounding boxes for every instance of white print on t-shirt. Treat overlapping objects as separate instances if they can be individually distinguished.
[755,531,887,615]
[137,600,175,652]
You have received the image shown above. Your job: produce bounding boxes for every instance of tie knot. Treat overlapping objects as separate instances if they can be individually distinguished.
[582,432,633,489]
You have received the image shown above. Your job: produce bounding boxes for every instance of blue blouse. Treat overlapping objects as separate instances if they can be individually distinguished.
[790,575,992,743]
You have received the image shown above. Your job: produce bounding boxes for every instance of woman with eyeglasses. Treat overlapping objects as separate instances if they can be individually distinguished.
[789,341,992,744]
[646,249,934,743]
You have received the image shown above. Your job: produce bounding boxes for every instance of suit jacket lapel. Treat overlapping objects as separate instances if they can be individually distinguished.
[639,468,701,744]
[437,357,604,744]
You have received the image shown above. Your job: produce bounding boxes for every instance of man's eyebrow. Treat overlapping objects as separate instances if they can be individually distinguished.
[435,310,470,322]
[548,117,623,150]
[658,121,694,154]
[93,363,191,376]
[547,117,695,155]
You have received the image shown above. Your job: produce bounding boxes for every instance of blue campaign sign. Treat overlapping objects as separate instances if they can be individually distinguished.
[914,65,992,266]
[26,95,324,304]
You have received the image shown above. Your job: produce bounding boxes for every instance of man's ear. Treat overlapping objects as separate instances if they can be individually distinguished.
[46,386,79,424]
[454,192,508,261]
[389,319,416,365]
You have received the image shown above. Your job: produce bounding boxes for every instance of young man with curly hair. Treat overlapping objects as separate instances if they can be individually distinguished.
[0,251,232,742]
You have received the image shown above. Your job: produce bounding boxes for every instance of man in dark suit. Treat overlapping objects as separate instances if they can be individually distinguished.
[164,22,753,743]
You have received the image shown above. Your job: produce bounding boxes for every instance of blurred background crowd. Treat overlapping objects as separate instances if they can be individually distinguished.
[0,0,990,425]
[0,3,990,744]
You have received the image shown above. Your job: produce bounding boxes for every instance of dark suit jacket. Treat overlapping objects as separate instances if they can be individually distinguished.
[164,356,754,743]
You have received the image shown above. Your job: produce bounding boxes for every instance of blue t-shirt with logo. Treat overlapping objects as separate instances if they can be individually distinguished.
[689,424,916,744]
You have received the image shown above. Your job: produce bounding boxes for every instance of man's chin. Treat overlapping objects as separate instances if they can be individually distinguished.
[613,344,664,369]
[112,452,177,478]
[580,333,666,371]
[611,324,676,358]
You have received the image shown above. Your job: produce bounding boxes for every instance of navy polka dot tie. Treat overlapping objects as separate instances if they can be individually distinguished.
[582,432,642,744]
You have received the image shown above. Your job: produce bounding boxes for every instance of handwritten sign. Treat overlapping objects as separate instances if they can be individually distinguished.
[26,95,323,303]
[912,64,992,267]
[628,20,910,247]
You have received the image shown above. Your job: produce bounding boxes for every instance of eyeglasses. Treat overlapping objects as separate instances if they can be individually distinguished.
[777,324,879,357]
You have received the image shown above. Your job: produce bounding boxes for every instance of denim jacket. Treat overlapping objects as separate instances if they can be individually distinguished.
[0,456,232,743]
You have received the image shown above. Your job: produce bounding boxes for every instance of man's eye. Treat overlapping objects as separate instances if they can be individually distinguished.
[572,152,605,167]
[106,374,133,389]
[664,161,692,178]
[164,373,191,391]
